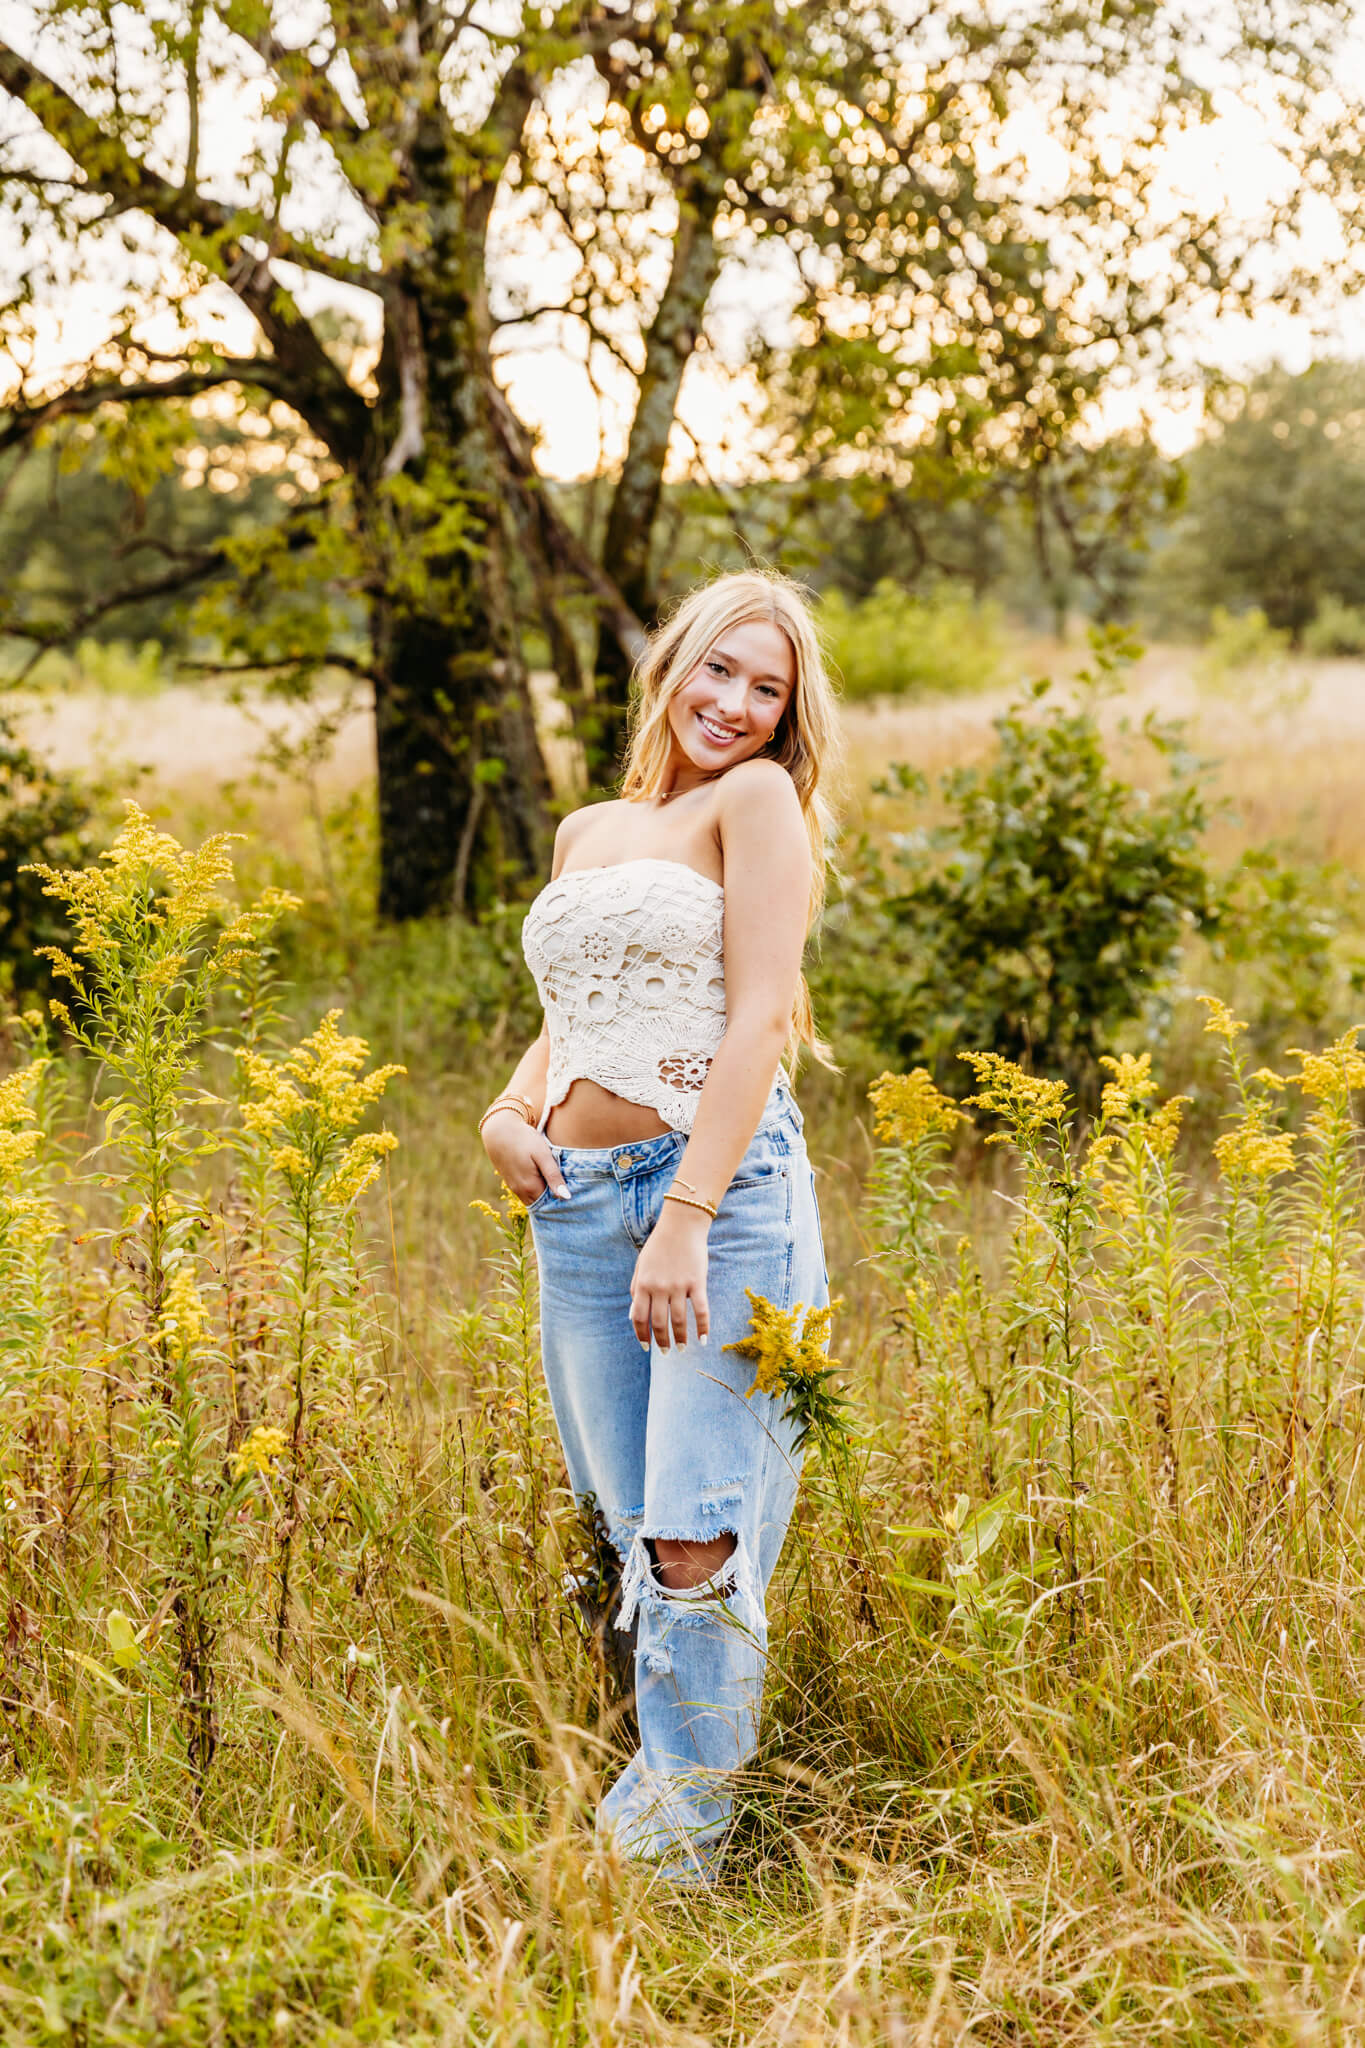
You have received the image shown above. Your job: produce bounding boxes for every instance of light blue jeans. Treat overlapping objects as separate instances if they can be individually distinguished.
[529,1090,828,1885]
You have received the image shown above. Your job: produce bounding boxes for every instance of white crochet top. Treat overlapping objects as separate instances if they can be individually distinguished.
[521,857,784,1133]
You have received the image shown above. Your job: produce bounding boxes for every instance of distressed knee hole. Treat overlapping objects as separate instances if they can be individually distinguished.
[653,1531,737,1597]
[615,1529,767,1644]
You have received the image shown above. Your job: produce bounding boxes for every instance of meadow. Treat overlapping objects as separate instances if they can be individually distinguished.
[4,639,1365,2044]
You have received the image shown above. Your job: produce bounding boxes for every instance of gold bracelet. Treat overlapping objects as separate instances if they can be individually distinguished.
[663,1189,717,1221]
[487,1091,535,1121]
[479,1097,533,1139]
[671,1175,718,1209]
[481,1095,531,1122]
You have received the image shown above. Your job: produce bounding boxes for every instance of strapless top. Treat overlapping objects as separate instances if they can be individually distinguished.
[520,857,783,1134]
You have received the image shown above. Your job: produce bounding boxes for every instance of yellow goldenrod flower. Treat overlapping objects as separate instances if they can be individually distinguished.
[232,1424,289,1480]
[725,1288,843,1400]
[1198,995,1248,1045]
[1082,1130,1122,1180]
[160,1262,206,1347]
[868,1069,963,1146]
[1098,1052,1159,1119]
[0,1060,46,1182]
[27,806,298,1037]
[959,1053,1070,1138]
[1286,1030,1365,1102]
[269,1144,309,1181]
[328,1131,400,1206]
[238,1011,403,1209]
[1097,1181,1140,1222]
[1146,1095,1191,1162]
[471,1184,528,1224]
[727,1293,803,1397]
[1214,1104,1294,1182]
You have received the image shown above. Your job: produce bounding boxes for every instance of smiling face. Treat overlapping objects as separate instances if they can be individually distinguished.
[664,617,797,786]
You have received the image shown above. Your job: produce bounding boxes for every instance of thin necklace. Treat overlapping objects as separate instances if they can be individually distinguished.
[657,775,719,804]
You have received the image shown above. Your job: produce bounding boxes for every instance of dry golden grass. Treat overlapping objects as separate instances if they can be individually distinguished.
[839,642,1365,868]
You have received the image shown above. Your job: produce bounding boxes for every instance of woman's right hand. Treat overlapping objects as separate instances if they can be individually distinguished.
[481,1109,569,1206]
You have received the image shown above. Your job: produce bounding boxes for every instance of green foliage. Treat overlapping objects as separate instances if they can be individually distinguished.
[1195,605,1311,716]
[0,421,298,657]
[1303,594,1365,656]
[1216,848,1365,1035]
[0,711,99,1001]
[69,637,169,695]
[279,903,543,1077]
[1196,603,1292,682]
[1151,362,1365,641]
[820,582,1005,700]
[821,640,1220,1101]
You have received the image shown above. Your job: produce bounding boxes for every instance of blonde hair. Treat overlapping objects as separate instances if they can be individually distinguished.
[619,569,842,1070]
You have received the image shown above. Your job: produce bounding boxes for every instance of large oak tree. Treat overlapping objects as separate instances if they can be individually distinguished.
[0,0,1355,916]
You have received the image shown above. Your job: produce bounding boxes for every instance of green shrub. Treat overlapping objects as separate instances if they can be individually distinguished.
[817,641,1221,1103]
[0,712,100,1001]
[1303,595,1365,656]
[1196,604,1310,716]
[820,581,1004,701]
[70,636,169,695]
[1196,604,1291,684]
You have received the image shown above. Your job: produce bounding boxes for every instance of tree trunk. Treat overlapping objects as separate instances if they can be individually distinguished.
[371,590,552,921]
[593,198,722,773]
[367,132,555,921]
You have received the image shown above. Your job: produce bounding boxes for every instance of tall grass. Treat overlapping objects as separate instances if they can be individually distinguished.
[5,811,1365,2043]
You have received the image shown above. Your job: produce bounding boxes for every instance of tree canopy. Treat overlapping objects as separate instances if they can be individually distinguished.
[1153,362,1365,642]
[1,0,1358,915]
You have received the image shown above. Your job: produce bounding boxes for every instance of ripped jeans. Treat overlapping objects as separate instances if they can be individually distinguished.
[529,1092,827,1884]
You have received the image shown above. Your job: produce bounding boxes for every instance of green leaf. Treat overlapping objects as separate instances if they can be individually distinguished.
[106,1610,142,1670]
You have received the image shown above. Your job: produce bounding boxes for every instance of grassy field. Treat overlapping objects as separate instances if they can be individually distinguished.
[3,644,1365,2044]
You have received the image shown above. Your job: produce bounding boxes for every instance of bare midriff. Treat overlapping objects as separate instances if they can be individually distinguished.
[544,1077,674,1148]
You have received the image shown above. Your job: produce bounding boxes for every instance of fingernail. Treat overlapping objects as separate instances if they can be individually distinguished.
[700,1334,708,1348]
[555,1183,570,1198]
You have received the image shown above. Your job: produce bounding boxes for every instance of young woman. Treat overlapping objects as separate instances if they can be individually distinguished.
[479,570,838,1885]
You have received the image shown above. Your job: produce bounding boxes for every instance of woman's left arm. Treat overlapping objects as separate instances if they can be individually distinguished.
[628,761,812,1353]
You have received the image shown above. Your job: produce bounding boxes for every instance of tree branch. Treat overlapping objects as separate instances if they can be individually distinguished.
[249,18,368,154]
[180,651,377,680]
[0,40,374,463]
[484,381,645,667]
[6,551,226,679]
[0,360,296,455]
[600,182,721,618]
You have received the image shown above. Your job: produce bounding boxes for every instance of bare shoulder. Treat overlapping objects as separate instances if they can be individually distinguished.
[715,758,805,836]
[550,799,625,874]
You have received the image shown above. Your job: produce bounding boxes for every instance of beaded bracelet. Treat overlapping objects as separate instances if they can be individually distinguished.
[662,1189,717,1221]
[478,1096,534,1140]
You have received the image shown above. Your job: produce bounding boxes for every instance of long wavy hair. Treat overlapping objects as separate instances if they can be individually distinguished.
[618,570,842,1069]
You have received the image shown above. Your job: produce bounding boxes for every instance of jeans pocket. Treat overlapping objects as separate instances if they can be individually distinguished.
[728,1157,789,1191]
